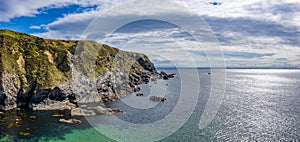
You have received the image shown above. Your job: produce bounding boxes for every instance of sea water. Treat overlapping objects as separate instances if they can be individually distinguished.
[1,69,300,141]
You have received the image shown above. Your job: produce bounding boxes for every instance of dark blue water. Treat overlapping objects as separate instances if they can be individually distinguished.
[1,69,300,141]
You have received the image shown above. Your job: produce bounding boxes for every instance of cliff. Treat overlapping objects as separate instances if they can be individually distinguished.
[0,29,159,113]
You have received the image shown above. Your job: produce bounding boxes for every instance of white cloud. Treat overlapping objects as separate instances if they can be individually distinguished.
[102,25,300,67]
[180,0,300,28]
[0,0,113,22]
[29,25,45,29]
[3,0,299,67]
[29,26,41,29]
[37,0,299,39]
[1,0,66,21]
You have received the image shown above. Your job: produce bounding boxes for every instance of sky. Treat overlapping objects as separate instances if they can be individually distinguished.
[0,0,299,68]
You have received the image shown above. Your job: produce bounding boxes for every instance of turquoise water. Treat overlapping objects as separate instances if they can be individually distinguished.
[0,109,111,142]
[1,69,300,141]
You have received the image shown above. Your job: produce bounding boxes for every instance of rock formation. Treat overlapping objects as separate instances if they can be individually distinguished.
[149,96,167,102]
[0,29,162,113]
[136,93,144,97]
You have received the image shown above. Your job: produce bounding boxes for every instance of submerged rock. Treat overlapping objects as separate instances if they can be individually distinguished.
[59,118,82,124]
[0,111,6,122]
[107,108,123,115]
[19,132,31,137]
[29,115,37,119]
[52,114,64,117]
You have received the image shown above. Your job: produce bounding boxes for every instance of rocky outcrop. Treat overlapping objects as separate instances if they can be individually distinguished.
[70,106,123,116]
[32,100,77,111]
[149,96,167,102]
[159,71,175,80]
[70,108,96,116]
[136,93,144,97]
[0,29,160,112]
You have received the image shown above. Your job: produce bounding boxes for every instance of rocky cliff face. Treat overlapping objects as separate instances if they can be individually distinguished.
[0,29,159,112]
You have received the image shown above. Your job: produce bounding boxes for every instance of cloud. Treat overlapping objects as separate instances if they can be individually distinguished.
[0,0,112,22]
[106,23,299,67]
[0,0,65,21]
[181,0,300,28]
[3,0,299,67]
[29,25,42,29]
[37,0,299,40]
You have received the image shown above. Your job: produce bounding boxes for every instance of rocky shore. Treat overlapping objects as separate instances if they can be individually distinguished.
[0,30,175,116]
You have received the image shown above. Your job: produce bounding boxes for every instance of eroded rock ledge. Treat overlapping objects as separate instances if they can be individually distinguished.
[0,29,174,115]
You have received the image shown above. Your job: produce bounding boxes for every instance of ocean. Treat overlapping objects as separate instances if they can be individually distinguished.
[1,69,300,141]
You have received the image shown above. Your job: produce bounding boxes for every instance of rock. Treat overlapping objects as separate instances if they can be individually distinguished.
[14,116,22,122]
[108,109,123,114]
[19,132,31,137]
[0,30,162,113]
[67,93,78,106]
[160,71,175,80]
[71,108,96,116]
[0,94,7,108]
[133,86,141,92]
[17,81,37,108]
[30,89,51,105]
[136,93,144,97]
[149,96,167,102]
[49,87,66,101]
[1,72,19,110]
[7,122,14,128]
[137,57,156,72]
[94,106,123,115]
[0,116,9,123]
[145,79,150,84]
[29,115,37,119]
[163,76,169,80]
[160,71,168,76]
[167,73,175,78]
[59,118,82,124]
[32,100,76,111]
[70,105,123,115]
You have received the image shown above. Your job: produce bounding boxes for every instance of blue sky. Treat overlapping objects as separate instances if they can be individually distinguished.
[0,0,299,68]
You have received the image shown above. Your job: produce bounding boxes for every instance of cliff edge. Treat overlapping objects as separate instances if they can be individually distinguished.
[0,29,159,114]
